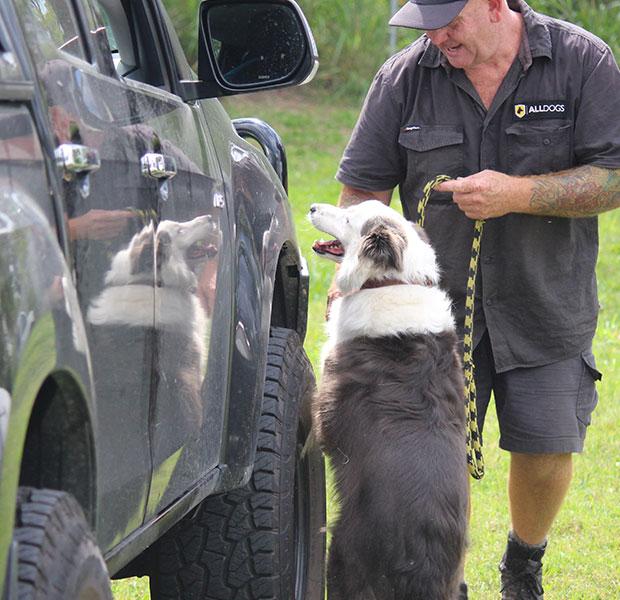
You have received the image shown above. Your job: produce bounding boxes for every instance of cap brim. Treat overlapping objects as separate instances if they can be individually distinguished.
[389,0,468,30]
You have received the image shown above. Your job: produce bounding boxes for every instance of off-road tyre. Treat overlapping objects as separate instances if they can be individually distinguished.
[149,327,326,599]
[14,487,112,600]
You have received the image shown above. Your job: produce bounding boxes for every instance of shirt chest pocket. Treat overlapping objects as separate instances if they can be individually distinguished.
[398,125,465,202]
[506,122,572,176]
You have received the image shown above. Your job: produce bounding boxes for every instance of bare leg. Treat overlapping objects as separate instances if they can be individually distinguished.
[508,452,573,544]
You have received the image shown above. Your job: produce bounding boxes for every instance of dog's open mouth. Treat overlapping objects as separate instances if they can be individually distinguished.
[312,239,344,262]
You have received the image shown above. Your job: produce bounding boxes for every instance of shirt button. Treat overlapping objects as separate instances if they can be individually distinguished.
[484,256,493,264]
[543,138,551,145]
[486,299,493,306]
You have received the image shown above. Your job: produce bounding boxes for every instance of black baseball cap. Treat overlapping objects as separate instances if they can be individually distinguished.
[389,0,468,30]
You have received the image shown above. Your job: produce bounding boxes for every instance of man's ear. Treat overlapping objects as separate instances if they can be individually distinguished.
[359,218,405,271]
[488,0,503,23]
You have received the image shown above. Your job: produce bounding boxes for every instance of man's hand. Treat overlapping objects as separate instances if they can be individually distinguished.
[437,166,620,219]
[436,170,530,219]
[69,209,133,240]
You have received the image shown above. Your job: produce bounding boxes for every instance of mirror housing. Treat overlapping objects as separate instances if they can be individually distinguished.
[180,0,318,101]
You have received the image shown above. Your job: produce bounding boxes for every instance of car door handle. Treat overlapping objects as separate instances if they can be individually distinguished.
[140,153,177,180]
[55,143,101,175]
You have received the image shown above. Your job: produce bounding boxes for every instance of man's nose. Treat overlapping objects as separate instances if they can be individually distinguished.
[426,27,449,46]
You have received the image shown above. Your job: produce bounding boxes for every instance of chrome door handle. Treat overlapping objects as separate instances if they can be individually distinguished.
[140,153,177,180]
[55,143,101,175]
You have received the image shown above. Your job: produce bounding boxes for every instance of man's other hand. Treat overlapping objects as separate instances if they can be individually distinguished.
[436,170,530,219]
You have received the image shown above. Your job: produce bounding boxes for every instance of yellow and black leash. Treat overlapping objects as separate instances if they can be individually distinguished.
[417,175,485,480]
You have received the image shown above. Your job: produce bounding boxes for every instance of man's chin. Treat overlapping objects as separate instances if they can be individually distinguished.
[438,46,473,68]
[442,53,470,69]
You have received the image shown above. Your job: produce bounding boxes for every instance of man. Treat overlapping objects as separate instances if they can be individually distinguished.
[334,0,620,597]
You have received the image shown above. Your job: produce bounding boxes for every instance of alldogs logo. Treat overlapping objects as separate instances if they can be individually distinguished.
[514,101,567,120]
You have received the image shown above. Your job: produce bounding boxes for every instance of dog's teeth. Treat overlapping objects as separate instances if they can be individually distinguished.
[312,238,344,262]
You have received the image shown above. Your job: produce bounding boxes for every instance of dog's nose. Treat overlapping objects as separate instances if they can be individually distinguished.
[309,205,317,214]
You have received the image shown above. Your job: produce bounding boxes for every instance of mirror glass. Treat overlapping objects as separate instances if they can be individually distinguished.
[207,3,306,87]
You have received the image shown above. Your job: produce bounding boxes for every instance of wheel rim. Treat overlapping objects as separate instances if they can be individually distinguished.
[294,424,310,599]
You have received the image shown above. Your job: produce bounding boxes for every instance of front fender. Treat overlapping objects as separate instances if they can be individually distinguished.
[223,139,300,485]
[202,102,308,487]
[0,189,96,587]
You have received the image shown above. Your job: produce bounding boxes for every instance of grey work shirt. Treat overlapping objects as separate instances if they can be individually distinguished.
[336,0,620,372]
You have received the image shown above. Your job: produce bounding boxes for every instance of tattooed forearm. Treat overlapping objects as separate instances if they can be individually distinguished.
[529,166,620,217]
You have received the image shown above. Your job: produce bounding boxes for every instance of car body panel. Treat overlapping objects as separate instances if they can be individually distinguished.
[13,0,160,547]
[203,108,304,481]
[0,184,96,597]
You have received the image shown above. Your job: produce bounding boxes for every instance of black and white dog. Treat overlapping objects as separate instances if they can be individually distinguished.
[310,200,469,600]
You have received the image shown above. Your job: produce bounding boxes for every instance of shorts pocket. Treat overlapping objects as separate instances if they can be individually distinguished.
[399,125,464,204]
[576,350,601,427]
[506,121,572,175]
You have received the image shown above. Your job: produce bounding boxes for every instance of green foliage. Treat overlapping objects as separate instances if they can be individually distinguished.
[301,0,620,98]
[161,0,201,67]
[530,0,620,54]
[163,0,620,99]
[298,0,413,97]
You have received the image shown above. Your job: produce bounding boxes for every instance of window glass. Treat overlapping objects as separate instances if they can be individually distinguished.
[82,0,114,53]
[94,2,121,70]
[29,0,87,61]
[98,7,118,53]
[89,0,165,85]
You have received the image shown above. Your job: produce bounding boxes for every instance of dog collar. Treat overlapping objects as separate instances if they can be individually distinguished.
[360,277,434,290]
[360,278,407,290]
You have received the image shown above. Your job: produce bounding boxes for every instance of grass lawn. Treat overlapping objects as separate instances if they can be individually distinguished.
[112,90,620,599]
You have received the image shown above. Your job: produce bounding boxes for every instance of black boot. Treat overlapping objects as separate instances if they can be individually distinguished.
[499,532,546,599]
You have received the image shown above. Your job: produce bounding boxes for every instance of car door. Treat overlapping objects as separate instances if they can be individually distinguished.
[91,0,231,518]
[13,0,159,551]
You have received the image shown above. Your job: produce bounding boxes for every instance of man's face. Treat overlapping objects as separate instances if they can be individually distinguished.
[425,0,497,70]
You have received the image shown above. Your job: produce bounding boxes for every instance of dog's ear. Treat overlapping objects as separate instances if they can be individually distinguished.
[156,230,172,272]
[359,218,405,271]
[129,230,155,275]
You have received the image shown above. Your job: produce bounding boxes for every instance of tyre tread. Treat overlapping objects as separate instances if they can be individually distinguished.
[150,327,321,600]
[14,488,111,600]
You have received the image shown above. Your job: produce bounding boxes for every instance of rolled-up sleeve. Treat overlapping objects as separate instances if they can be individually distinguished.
[336,66,405,191]
[574,45,620,168]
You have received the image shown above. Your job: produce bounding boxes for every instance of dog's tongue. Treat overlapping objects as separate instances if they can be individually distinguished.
[312,239,344,257]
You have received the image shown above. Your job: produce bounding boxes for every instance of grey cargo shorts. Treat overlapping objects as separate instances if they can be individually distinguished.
[473,332,602,454]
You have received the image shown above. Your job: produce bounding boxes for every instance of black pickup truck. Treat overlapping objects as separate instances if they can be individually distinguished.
[0,0,325,598]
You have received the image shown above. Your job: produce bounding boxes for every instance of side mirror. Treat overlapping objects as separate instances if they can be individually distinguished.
[181,0,318,100]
